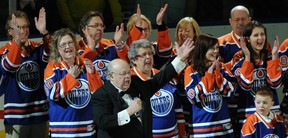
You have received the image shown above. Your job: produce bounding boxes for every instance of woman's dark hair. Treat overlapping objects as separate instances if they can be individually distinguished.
[191,34,219,76]
[243,20,269,67]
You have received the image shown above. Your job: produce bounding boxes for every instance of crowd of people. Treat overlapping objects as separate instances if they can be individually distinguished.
[0,3,287,138]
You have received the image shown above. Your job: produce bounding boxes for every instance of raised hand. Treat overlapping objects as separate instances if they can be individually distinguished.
[156,4,168,25]
[83,26,96,51]
[114,23,124,45]
[240,37,250,62]
[272,35,280,60]
[175,38,195,63]
[34,7,48,35]
[135,4,142,28]
[83,58,95,74]
[11,14,22,46]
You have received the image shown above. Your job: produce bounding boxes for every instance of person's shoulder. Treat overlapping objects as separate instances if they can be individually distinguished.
[93,83,110,96]
[218,32,235,45]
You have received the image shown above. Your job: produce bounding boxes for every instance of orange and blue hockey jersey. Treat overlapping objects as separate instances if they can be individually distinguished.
[126,24,173,69]
[77,38,127,81]
[278,38,288,93]
[131,67,186,138]
[184,63,235,137]
[218,31,242,63]
[231,57,282,125]
[241,111,287,138]
[278,38,288,125]
[44,57,103,138]
[0,40,49,125]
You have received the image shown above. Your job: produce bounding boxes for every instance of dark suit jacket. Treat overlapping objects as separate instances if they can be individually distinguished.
[91,63,178,138]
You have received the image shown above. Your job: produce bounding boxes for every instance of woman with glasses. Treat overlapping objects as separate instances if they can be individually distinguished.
[127,39,192,137]
[44,28,103,138]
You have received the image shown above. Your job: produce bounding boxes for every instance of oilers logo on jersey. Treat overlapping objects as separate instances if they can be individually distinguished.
[251,68,267,96]
[93,59,110,80]
[201,92,223,113]
[150,89,174,117]
[16,61,40,92]
[64,79,91,109]
[280,55,288,67]
[263,134,279,138]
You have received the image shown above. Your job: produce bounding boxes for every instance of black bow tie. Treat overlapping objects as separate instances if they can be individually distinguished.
[119,91,128,97]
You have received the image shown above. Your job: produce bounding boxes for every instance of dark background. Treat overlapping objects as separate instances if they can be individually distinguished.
[1,0,288,40]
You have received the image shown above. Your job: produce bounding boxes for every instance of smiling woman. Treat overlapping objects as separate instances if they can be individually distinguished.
[44,28,103,138]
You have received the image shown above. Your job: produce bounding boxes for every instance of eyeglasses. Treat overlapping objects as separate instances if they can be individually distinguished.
[59,41,75,48]
[142,28,150,33]
[135,52,153,58]
[87,23,105,29]
[112,71,132,76]
[9,25,29,30]
[231,17,248,22]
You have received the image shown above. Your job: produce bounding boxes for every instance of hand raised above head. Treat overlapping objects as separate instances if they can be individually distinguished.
[114,23,124,45]
[35,7,48,35]
[11,14,22,46]
[156,4,168,25]
[135,4,142,28]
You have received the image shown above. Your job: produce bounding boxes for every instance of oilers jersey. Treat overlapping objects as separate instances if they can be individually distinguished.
[77,38,127,81]
[231,57,282,125]
[131,67,186,137]
[44,57,103,138]
[184,63,235,138]
[0,40,49,125]
[278,38,288,125]
[241,112,287,138]
[218,31,242,63]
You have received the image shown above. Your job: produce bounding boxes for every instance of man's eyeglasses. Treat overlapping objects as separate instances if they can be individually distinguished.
[59,41,75,48]
[112,71,132,76]
[87,23,105,29]
[9,25,29,30]
[135,52,153,58]
[231,17,248,22]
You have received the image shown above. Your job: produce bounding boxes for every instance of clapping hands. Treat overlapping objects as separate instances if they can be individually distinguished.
[175,38,195,63]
